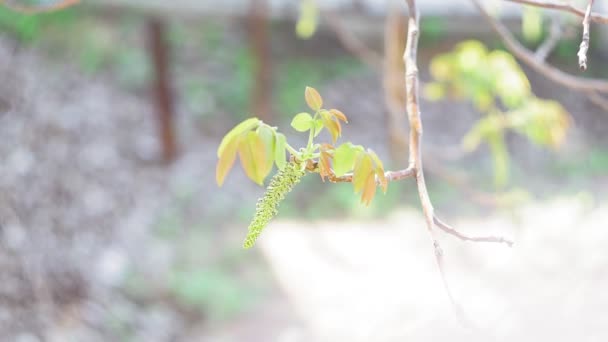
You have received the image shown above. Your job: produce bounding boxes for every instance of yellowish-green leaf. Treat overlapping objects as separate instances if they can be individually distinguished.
[296,0,318,39]
[522,6,543,43]
[274,133,287,171]
[423,82,446,101]
[353,153,373,193]
[216,134,241,186]
[367,149,384,171]
[456,40,488,72]
[429,55,454,81]
[321,114,340,143]
[313,119,324,137]
[305,86,323,111]
[333,143,357,177]
[238,131,267,185]
[488,133,509,188]
[291,112,313,132]
[368,149,387,193]
[462,114,505,152]
[360,172,377,206]
[329,109,348,123]
[506,99,570,148]
[257,125,275,177]
[217,117,260,157]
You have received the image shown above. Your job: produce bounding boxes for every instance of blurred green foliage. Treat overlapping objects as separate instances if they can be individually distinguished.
[521,5,543,44]
[169,267,253,320]
[425,40,571,189]
[0,4,77,41]
[296,0,318,39]
[216,47,255,120]
[276,57,362,118]
[420,16,446,45]
[553,148,608,178]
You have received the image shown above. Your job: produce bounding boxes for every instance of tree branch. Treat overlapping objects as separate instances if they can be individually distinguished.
[505,0,608,24]
[534,16,562,62]
[434,216,514,246]
[577,0,594,71]
[472,0,608,95]
[587,91,608,112]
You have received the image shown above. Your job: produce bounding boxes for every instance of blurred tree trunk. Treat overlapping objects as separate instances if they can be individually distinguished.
[147,17,177,164]
[383,2,408,165]
[248,0,272,121]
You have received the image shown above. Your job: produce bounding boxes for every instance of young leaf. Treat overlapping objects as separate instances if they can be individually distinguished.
[333,143,357,177]
[321,114,340,143]
[274,133,287,171]
[313,119,324,137]
[353,154,373,194]
[291,112,313,132]
[305,86,323,111]
[216,135,241,186]
[318,144,334,181]
[217,117,260,157]
[319,151,332,181]
[238,131,267,185]
[257,125,276,178]
[368,149,387,193]
[329,109,348,123]
[360,172,377,206]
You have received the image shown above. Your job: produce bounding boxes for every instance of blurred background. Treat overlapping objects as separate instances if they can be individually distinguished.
[1,0,608,341]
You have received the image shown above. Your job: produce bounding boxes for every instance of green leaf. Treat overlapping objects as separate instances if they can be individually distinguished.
[274,133,287,171]
[296,0,319,39]
[367,149,384,170]
[305,86,323,111]
[353,153,373,194]
[217,117,260,157]
[320,111,340,143]
[313,119,324,137]
[423,82,446,101]
[216,135,241,186]
[257,125,275,177]
[238,131,267,185]
[291,112,313,132]
[522,6,543,43]
[488,133,509,188]
[333,143,357,177]
[360,172,377,206]
[367,149,387,193]
[329,109,348,123]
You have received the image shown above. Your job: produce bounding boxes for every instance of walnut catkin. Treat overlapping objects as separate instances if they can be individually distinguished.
[243,161,305,249]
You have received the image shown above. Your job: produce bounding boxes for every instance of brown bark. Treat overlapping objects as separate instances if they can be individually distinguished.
[248,0,272,121]
[147,17,177,164]
[383,2,409,164]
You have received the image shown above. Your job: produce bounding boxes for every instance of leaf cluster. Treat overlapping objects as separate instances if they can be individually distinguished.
[216,86,390,248]
[426,40,571,187]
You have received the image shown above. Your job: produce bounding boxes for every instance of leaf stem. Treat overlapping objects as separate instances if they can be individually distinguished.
[306,111,319,151]
[286,143,300,157]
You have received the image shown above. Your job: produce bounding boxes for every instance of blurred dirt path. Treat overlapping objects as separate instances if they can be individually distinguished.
[258,196,608,341]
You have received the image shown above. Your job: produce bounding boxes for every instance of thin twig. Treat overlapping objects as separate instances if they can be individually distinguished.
[403,0,470,324]
[505,0,608,24]
[587,91,608,112]
[472,0,608,94]
[535,17,562,62]
[577,0,594,71]
[434,216,514,246]
[319,166,416,184]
